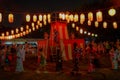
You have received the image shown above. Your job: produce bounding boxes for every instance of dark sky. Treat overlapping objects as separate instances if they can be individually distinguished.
[0,0,115,12]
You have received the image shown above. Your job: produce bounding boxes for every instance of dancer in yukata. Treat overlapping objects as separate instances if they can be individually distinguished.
[15,44,24,72]
[109,46,118,70]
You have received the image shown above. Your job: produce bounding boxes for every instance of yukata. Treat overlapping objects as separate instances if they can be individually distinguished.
[110,50,118,70]
[16,48,24,72]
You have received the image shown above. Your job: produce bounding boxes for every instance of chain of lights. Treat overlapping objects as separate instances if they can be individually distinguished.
[0,13,51,40]
[58,8,118,29]
[0,7,118,40]
[71,23,98,37]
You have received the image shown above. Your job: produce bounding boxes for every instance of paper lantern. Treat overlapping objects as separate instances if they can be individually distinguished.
[92,33,95,37]
[26,25,29,29]
[47,14,51,20]
[25,30,29,34]
[33,15,37,22]
[65,14,69,20]
[59,13,62,19]
[26,14,30,22]
[103,21,107,28]
[43,14,47,21]
[95,34,98,37]
[20,27,24,32]
[39,14,42,21]
[47,14,51,23]
[88,32,91,36]
[84,31,87,34]
[96,11,102,22]
[76,26,79,31]
[88,12,93,21]
[72,23,75,28]
[74,14,78,22]
[20,33,23,37]
[80,28,83,34]
[32,27,35,31]
[61,13,65,20]
[8,13,14,23]
[1,33,4,36]
[36,25,39,29]
[16,28,19,33]
[23,31,26,35]
[40,23,42,27]
[0,13,2,22]
[69,14,74,21]
[88,20,91,26]
[29,29,31,33]
[113,22,117,29]
[80,13,85,24]
[32,22,34,27]
[11,30,14,35]
[6,31,9,36]
[95,21,99,27]
[108,8,116,16]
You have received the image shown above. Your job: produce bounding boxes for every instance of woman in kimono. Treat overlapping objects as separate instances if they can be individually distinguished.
[36,47,47,73]
[109,46,118,70]
[15,44,24,72]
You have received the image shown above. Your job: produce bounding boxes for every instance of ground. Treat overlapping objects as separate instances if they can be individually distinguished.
[0,54,120,80]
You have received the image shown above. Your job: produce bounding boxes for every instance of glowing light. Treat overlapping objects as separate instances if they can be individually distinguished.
[69,14,74,21]
[96,11,102,22]
[88,32,91,36]
[1,33,4,36]
[43,14,47,21]
[26,25,29,30]
[113,21,117,29]
[80,13,85,24]
[26,14,30,22]
[11,30,14,35]
[0,13,2,22]
[74,14,78,22]
[33,15,37,22]
[108,8,116,16]
[92,33,95,36]
[88,12,93,21]
[95,21,99,27]
[6,31,9,36]
[16,28,19,33]
[88,20,91,26]
[95,34,98,37]
[76,26,79,31]
[20,27,24,32]
[72,23,75,28]
[8,13,14,23]
[84,31,87,34]
[103,21,107,28]
[39,14,42,21]
[80,28,83,34]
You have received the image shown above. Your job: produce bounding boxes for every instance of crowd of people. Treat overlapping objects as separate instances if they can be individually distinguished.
[0,39,120,74]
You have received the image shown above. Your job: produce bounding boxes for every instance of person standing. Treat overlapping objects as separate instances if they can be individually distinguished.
[109,46,118,70]
[55,43,63,72]
[15,44,24,72]
[36,47,47,73]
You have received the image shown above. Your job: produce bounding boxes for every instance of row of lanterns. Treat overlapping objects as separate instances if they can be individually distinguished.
[71,23,98,37]
[59,8,117,28]
[0,22,45,40]
[72,20,118,29]
[0,13,14,23]
[59,11,103,23]
[0,13,52,23]
[26,14,51,23]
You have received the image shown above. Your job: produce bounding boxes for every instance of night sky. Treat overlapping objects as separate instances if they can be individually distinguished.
[0,0,120,41]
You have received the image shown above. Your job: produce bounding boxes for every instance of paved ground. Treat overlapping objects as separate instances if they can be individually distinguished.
[0,54,120,80]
